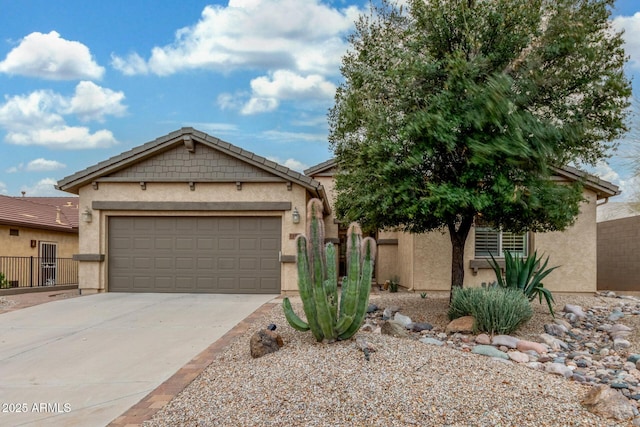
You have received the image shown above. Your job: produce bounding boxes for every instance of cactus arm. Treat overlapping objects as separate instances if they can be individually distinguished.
[307,202,336,342]
[282,297,310,331]
[336,223,363,333]
[338,237,376,340]
[324,242,338,324]
[295,235,324,341]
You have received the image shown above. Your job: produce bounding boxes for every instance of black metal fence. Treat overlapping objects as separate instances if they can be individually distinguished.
[0,257,78,289]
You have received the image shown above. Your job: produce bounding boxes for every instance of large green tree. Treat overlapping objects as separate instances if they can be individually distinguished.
[329,0,631,291]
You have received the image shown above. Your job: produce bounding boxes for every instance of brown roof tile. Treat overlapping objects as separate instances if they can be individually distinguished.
[0,195,79,232]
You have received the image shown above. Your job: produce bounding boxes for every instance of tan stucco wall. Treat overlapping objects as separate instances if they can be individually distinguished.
[76,181,308,294]
[392,189,598,293]
[535,191,597,293]
[0,225,78,258]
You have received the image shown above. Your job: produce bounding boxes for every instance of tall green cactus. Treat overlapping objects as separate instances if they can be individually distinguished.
[283,198,376,342]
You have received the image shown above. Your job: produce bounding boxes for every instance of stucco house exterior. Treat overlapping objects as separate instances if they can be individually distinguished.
[57,128,618,295]
[306,160,620,294]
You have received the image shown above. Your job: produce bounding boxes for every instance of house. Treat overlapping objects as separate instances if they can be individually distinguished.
[56,128,618,295]
[56,128,328,294]
[306,159,620,294]
[0,195,79,287]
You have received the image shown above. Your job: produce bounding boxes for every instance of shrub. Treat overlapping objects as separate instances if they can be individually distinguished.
[489,251,558,316]
[0,272,9,289]
[448,287,533,335]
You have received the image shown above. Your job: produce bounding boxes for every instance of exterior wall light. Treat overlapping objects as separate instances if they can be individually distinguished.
[292,207,300,224]
[82,208,93,223]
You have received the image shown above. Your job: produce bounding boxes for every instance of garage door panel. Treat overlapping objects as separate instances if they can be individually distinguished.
[109,216,281,293]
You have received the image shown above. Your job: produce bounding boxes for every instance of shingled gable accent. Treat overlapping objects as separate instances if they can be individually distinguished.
[56,128,331,212]
[305,159,620,200]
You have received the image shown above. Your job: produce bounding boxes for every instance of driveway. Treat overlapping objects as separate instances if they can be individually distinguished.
[0,292,278,426]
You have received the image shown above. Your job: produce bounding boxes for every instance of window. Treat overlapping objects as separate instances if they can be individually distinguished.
[474,226,528,258]
[9,229,19,236]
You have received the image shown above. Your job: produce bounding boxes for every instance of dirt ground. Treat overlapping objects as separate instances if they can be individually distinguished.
[0,289,82,314]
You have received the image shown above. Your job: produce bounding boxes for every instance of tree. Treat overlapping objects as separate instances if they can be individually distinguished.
[328,0,631,293]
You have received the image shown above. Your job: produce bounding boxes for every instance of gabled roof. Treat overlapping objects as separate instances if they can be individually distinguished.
[0,195,79,232]
[56,128,330,212]
[305,159,619,200]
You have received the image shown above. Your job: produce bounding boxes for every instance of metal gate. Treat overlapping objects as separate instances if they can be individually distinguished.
[40,242,57,286]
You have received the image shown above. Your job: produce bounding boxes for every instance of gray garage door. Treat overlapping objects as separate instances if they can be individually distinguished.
[108,216,281,293]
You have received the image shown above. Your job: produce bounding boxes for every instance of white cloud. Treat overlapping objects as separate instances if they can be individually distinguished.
[5,164,22,173]
[67,81,127,122]
[613,13,640,69]
[111,0,361,76]
[26,158,66,172]
[0,31,104,80]
[266,156,308,172]
[20,178,70,197]
[110,52,149,75]
[0,181,7,194]
[0,83,124,149]
[240,70,336,115]
[590,160,640,201]
[6,127,118,149]
[262,129,328,144]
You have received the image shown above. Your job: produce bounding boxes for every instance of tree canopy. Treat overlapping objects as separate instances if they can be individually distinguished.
[328,0,632,289]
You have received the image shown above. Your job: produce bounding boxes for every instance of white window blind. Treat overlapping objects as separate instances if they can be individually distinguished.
[474,227,527,257]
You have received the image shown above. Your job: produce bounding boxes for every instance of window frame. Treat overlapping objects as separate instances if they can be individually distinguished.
[474,225,529,259]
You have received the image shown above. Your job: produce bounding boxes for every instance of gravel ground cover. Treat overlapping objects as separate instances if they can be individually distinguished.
[145,290,640,427]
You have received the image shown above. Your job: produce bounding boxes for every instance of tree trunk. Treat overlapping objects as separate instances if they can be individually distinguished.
[447,215,474,302]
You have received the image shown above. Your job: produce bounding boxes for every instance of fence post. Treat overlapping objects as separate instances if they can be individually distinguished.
[30,256,33,287]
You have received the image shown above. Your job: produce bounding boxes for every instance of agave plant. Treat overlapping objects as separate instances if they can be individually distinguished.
[489,250,558,316]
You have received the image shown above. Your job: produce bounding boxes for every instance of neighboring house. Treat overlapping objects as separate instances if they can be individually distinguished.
[56,128,618,295]
[305,160,620,295]
[597,205,640,292]
[0,195,79,287]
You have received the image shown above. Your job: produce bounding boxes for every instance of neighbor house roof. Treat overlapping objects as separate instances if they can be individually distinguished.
[305,159,620,200]
[0,195,79,232]
[56,128,331,212]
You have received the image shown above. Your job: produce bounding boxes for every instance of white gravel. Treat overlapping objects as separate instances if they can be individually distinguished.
[144,292,635,427]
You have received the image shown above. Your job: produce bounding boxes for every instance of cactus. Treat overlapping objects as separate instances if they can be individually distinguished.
[282,198,376,342]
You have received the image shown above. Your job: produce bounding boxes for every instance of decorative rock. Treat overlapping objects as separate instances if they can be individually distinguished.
[446,316,475,334]
[614,338,632,350]
[563,304,586,318]
[611,324,633,334]
[545,363,573,378]
[394,312,412,328]
[491,335,519,349]
[475,333,491,345]
[544,323,567,337]
[508,351,529,363]
[367,303,378,313]
[472,345,509,360]
[539,333,568,351]
[554,318,573,329]
[516,340,548,355]
[381,321,411,339]
[409,322,433,332]
[628,354,640,364]
[249,329,284,359]
[419,337,444,346]
[582,384,636,422]
[609,309,625,322]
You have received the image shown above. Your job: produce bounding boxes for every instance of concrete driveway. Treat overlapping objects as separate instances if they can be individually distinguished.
[0,292,278,426]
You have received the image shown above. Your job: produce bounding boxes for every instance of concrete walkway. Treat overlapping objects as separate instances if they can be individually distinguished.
[0,293,278,426]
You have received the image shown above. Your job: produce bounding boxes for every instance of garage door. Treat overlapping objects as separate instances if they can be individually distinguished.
[108,217,281,293]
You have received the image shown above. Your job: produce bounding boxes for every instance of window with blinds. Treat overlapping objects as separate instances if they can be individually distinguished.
[474,227,528,257]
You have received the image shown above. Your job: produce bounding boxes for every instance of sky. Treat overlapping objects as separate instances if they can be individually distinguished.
[0,0,639,199]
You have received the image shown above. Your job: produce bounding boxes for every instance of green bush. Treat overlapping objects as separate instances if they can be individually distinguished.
[448,287,533,335]
[0,272,9,289]
[489,251,558,316]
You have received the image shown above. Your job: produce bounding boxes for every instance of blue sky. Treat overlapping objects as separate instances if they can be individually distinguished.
[0,0,638,199]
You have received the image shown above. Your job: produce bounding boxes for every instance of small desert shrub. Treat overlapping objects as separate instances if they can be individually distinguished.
[448,287,533,335]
